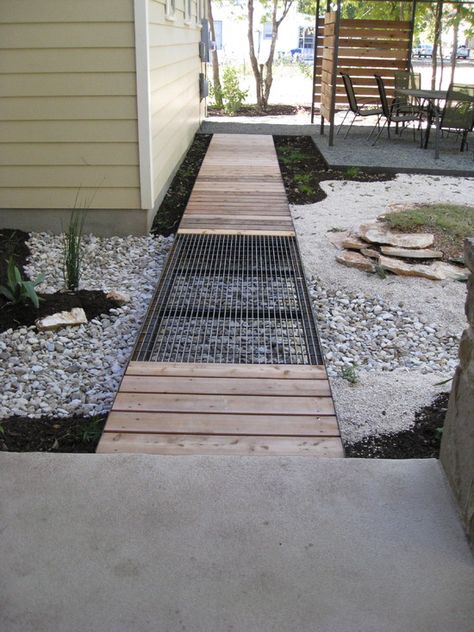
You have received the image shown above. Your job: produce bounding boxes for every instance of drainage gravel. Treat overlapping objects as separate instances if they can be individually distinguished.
[0,233,173,420]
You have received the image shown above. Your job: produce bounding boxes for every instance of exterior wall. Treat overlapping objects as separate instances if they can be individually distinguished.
[0,0,141,216]
[440,238,474,545]
[147,0,205,225]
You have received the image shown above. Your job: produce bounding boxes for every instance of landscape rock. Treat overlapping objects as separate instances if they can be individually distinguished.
[327,230,350,249]
[360,247,380,259]
[336,250,375,273]
[380,246,443,259]
[379,256,469,281]
[359,222,434,249]
[36,308,87,331]
[106,290,131,305]
[342,235,367,250]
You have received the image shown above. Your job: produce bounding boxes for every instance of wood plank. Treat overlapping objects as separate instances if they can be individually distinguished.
[120,376,331,397]
[97,433,344,457]
[177,229,296,236]
[104,412,340,437]
[112,393,336,416]
[126,362,328,379]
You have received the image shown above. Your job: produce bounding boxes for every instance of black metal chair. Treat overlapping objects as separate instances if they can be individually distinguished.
[393,71,422,113]
[424,83,474,152]
[372,74,422,145]
[338,73,383,139]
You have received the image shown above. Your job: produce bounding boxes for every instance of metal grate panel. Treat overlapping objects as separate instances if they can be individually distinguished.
[133,234,322,364]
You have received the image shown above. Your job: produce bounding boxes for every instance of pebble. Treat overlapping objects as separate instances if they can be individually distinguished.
[310,280,460,378]
[0,232,173,419]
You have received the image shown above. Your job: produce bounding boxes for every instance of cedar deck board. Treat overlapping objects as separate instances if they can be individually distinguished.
[178,133,292,235]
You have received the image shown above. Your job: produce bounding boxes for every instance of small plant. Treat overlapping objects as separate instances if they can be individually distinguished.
[374,262,387,279]
[294,173,315,196]
[0,257,44,309]
[81,417,104,443]
[343,166,361,180]
[63,209,86,291]
[327,227,345,233]
[341,365,358,385]
[219,66,248,115]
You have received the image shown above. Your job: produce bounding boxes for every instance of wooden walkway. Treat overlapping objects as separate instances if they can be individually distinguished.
[97,134,343,457]
[178,134,294,235]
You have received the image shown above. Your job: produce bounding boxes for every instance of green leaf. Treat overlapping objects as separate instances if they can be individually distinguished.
[0,286,15,301]
[33,272,45,287]
[23,282,40,309]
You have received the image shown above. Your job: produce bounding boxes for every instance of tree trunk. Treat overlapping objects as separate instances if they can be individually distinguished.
[431,0,443,90]
[247,0,293,111]
[247,0,264,108]
[450,5,460,86]
[208,0,223,109]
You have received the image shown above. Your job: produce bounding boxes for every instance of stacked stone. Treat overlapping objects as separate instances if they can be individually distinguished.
[440,237,474,544]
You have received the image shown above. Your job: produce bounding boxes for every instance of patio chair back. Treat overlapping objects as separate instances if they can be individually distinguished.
[394,71,421,92]
[441,83,474,132]
[341,73,359,114]
[374,75,391,118]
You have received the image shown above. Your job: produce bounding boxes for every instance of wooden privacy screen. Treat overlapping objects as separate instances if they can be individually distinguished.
[319,11,338,123]
[314,17,411,113]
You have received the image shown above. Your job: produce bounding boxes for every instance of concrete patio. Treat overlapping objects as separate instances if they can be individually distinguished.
[1,454,473,632]
[201,118,474,176]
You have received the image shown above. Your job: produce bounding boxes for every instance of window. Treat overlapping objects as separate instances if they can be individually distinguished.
[166,0,176,19]
[298,26,315,50]
[185,0,192,22]
[214,20,223,50]
[197,0,206,23]
[263,22,273,40]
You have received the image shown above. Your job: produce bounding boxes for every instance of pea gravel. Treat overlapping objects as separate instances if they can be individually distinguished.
[292,173,473,444]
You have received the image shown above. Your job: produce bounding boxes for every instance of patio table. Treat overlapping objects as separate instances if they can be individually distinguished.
[396,88,447,159]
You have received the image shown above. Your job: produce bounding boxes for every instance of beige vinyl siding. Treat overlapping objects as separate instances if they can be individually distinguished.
[148,0,203,212]
[0,0,141,211]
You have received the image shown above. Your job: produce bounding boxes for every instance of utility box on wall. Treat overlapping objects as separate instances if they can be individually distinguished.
[200,18,210,62]
[199,73,209,100]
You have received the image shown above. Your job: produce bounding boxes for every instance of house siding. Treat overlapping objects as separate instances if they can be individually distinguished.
[148,0,204,215]
[0,0,141,211]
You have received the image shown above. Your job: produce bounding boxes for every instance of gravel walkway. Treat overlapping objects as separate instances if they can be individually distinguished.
[292,173,474,444]
[0,233,173,420]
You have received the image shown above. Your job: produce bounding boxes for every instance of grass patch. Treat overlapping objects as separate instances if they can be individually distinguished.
[383,203,474,260]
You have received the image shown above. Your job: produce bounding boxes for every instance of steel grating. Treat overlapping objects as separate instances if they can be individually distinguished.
[133,234,322,365]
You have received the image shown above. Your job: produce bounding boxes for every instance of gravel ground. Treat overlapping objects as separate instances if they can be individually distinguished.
[0,233,173,420]
[292,173,474,443]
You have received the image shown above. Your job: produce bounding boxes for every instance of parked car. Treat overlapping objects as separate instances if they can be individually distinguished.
[414,43,433,58]
[454,45,470,59]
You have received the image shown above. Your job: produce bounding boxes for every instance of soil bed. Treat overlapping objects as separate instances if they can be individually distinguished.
[151,134,212,236]
[0,415,106,453]
[274,136,394,205]
[345,393,448,459]
[208,104,311,117]
[0,290,121,333]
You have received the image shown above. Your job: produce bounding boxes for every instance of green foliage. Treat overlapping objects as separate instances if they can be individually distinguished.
[81,417,104,443]
[327,226,345,233]
[0,257,44,309]
[277,145,307,165]
[63,209,86,291]
[294,173,315,195]
[210,66,248,115]
[343,166,361,180]
[341,365,358,385]
[296,59,313,80]
[374,262,387,280]
[383,204,474,242]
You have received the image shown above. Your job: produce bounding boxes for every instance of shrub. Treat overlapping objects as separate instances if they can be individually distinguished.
[212,67,248,115]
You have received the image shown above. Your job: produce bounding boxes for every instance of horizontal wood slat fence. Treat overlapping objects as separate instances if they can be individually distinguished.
[315,16,411,113]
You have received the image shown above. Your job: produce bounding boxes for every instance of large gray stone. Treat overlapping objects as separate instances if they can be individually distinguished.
[380,245,443,259]
[378,255,469,281]
[359,222,434,248]
[336,250,375,272]
[440,238,474,544]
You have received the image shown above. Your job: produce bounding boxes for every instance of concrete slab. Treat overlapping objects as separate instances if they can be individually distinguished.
[1,455,473,632]
[200,119,474,176]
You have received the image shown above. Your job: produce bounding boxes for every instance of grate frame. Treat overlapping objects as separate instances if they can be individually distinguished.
[133,234,322,365]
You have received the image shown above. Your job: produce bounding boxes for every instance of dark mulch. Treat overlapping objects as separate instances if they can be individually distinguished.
[208,104,311,117]
[151,133,212,236]
[345,393,449,459]
[0,415,107,453]
[0,228,30,285]
[273,136,394,205]
[0,290,121,333]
